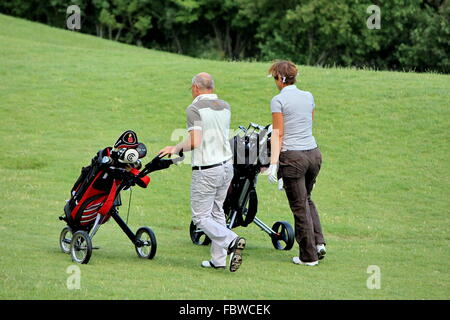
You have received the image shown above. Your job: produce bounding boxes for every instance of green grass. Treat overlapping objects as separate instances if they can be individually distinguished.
[0,14,449,300]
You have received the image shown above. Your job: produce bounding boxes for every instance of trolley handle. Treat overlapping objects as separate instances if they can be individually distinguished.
[138,151,184,177]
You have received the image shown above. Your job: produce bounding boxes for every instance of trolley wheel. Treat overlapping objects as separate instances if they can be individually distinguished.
[189,221,211,246]
[59,226,73,254]
[70,231,92,264]
[135,226,157,259]
[271,221,295,250]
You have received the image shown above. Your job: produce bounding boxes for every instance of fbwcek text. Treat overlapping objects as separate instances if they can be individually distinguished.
[179,304,271,317]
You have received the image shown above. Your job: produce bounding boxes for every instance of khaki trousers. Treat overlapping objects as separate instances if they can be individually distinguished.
[191,162,237,267]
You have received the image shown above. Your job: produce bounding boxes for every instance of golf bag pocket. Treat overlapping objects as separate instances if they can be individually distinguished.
[77,194,108,226]
[92,171,114,191]
[67,172,120,228]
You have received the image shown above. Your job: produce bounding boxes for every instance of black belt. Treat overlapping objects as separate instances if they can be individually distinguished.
[192,160,228,171]
[284,147,318,153]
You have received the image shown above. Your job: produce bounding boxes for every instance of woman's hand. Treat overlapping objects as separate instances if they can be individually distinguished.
[267,163,278,184]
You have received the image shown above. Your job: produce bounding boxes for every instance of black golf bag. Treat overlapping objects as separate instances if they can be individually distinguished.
[223,123,272,227]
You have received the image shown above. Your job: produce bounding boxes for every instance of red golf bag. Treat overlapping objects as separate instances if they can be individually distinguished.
[59,130,184,264]
[63,147,150,230]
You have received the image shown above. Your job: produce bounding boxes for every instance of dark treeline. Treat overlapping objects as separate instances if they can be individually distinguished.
[1,0,448,73]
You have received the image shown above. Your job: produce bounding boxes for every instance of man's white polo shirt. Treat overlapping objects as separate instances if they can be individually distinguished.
[186,94,233,167]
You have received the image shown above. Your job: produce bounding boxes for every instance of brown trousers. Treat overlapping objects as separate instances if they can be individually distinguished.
[279,148,325,262]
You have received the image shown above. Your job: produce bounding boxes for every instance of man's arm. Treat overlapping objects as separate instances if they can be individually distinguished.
[176,129,202,153]
[158,129,202,157]
[159,104,202,157]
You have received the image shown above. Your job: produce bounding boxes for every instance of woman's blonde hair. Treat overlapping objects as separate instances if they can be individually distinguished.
[268,60,298,85]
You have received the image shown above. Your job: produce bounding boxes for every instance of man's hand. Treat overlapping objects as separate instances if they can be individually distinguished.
[158,146,177,158]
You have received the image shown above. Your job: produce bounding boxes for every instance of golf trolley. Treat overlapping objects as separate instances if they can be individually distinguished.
[58,130,184,264]
[189,123,295,250]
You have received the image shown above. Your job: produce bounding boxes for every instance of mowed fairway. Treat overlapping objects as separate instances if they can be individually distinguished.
[0,14,449,300]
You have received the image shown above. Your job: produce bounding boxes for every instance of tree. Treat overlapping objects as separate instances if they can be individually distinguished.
[397,0,449,72]
[0,0,448,73]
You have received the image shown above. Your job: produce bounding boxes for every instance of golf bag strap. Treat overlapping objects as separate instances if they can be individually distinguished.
[242,187,258,227]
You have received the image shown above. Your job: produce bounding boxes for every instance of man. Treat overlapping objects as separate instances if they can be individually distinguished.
[159,72,246,272]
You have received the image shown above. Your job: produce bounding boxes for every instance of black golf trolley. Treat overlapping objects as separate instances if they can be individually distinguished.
[189,123,295,250]
[59,130,184,264]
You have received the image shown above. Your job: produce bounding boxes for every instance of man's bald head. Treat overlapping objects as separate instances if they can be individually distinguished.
[191,72,215,91]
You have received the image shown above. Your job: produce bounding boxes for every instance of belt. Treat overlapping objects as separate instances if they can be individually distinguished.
[192,160,229,171]
[284,147,318,153]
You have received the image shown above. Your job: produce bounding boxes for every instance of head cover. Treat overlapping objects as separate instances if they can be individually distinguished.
[119,148,139,164]
[114,130,139,149]
[136,143,147,159]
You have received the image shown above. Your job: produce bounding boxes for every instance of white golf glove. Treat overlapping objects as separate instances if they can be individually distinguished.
[278,178,284,190]
[267,163,278,184]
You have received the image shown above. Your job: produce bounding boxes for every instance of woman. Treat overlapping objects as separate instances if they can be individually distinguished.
[266,60,326,266]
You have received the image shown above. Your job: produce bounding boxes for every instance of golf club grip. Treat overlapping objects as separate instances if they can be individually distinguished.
[138,157,160,177]
[137,150,184,177]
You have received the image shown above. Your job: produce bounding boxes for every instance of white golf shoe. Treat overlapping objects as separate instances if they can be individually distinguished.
[201,261,225,269]
[292,257,319,266]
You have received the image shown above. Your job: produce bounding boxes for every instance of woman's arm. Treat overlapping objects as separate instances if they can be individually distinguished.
[270,112,284,165]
